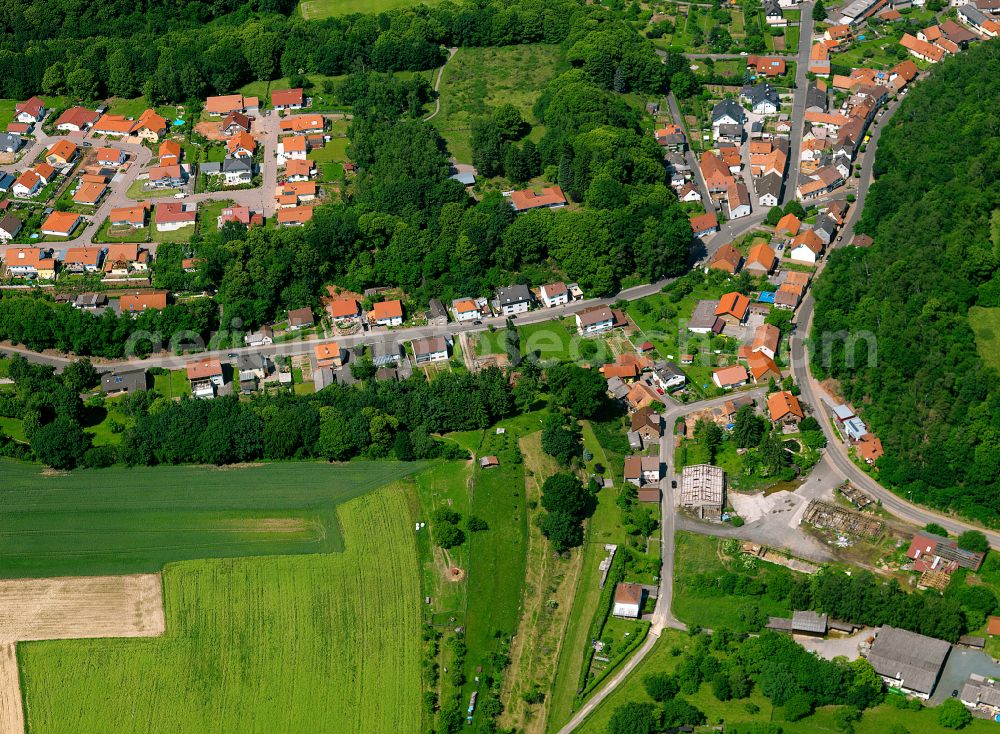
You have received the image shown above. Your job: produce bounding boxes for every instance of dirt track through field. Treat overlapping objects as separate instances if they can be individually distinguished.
[0,574,165,734]
[0,644,24,734]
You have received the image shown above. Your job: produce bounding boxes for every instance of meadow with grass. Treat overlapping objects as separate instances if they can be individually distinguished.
[20,486,423,734]
[0,459,426,578]
[431,44,561,162]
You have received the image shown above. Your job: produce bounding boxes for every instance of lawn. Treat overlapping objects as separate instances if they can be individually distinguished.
[20,486,423,734]
[151,222,195,243]
[518,318,578,364]
[432,44,561,163]
[672,531,793,632]
[299,0,441,19]
[0,416,26,442]
[969,306,1000,373]
[105,97,178,122]
[0,458,427,578]
[126,178,183,199]
[310,137,348,182]
[152,368,190,399]
[0,98,16,129]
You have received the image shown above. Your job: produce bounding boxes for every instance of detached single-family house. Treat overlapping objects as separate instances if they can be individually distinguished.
[227,131,256,158]
[326,298,361,322]
[205,94,245,117]
[221,111,251,136]
[287,307,314,330]
[271,88,305,111]
[576,306,614,335]
[412,336,449,364]
[12,169,43,198]
[652,361,686,391]
[788,229,825,263]
[747,55,787,77]
[756,173,783,208]
[751,323,781,360]
[508,186,567,212]
[245,326,274,347]
[119,291,168,314]
[277,135,308,166]
[0,214,23,242]
[276,205,313,227]
[700,152,733,193]
[159,140,182,166]
[202,158,253,186]
[40,211,80,238]
[314,342,346,369]
[745,243,777,275]
[187,358,225,399]
[712,99,745,131]
[284,159,314,182]
[148,164,187,189]
[155,201,197,232]
[452,298,482,322]
[280,114,325,134]
[496,284,533,316]
[727,180,752,220]
[110,203,150,229]
[101,369,148,395]
[54,106,99,132]
[73,180,108,206]
[713,365,749,389]
[368,299,404,327]
[741,82,780,114]
[103,244,150,277]
[613,583,644,619]
[0,133,23,154]
[540,282,569,308]
[715,292,750,326]
[710,243,742,274]
[690,212,719,238]
[15,96,45,124]
[624,455,662,486]
[631,407,662,445]
[746,352,781,384]
[97,147,127,167]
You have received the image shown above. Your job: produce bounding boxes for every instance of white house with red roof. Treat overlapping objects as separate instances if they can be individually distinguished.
[15,97,45,124]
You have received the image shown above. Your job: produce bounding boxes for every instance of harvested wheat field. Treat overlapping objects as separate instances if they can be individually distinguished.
[0,574,164,644]
[0,644,24,734]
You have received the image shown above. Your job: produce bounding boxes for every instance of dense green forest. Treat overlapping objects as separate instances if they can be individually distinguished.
[811,41,1000,523]
[0,0,672,101]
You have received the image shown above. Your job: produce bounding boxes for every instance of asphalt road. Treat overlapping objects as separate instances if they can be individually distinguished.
[782,1,815,205]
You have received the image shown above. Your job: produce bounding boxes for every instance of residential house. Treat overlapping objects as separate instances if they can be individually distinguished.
[97,147,126,167]
[957,4,1000,35]
[74,292,108,311]
[287,307,314,330]
[12,170,43,198]
[654,123,687,152]
[314,343,346,369]
[284,159,314,181]
[0,133,23,154]
[756,172,783,208]
[712,99,745,133]
[613,583,644,619]
[576,306,614,335]
[768,390,803,426]
[651,361,686,391]
[812,214,838,245]
[700,152,732,193]
[205,94,245,116]
[277,135,308,165]
[808,40,837,76]
[775,212,801,237]
[788,229,825,263]
[960,674,1000,716]
[187,358,225,399]
[857,433,884,464]
[710,243,742,274]
[900,33,946,62]
[236,354,272,392]
[540,282,569,307]
[279,114,325,134]
[412,336,449,364]
[61,246,103,273]
[452,298,482,322]
[688,299,725,334]
[764,0,786,24]
[676,183,701,202]
[746,352,781,383]
[369,299,404,327]
[690,212,719,238]
[630,407,662,445]
[681,464,726,520]
[625,380,662,412]
[323,298,360,323]
[148,164,187,188]
[429,300,450,325]
[245,326,274,347]
[73,181,107,206]
[3,247,56,279]
[92,114,136,137]
[40,211,80,238]
[747,55,787,77]
[752,323,781,360]
[45,139,77,167]
[221,111,251,136]
[866,626,951,699]
[110,203,150,228]
[713,365,749,389]
[155,201,196,232]
[217,205,258,229]
[134,109,168,142]
[727,179,752,220]
[100,244,149,278]
[227,131,256,158]
[715,292,750,326]
[0,214,22,242]
[272,88,305,111]
[496,284,533,316]
[202,158,253,186]
[15,96,45,124]
[745,243,777,275]
[805,83,827,113]
[508,185,567,212]
[624,455,662,487]
[101,369,148,395]
[154,140,180,167]
[774,282,804,310]
[276,206,313,226]
[825,23,852,41]
[54,106,98,132]
[118,291,167,314]
[741,82,780,114]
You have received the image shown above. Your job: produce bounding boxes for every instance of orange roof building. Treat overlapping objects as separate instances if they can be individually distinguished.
[715,292,750,323]
[280,115,325,134]
[186,358,224,380]
[159,139,182,165]
[768,391,803,423]
[747,352,781,383]
[327,299,361,320]
[228,131,256,157]
[45,139,77,165]
[745,243,776,274]
[119,291,168,313]
[40,211,80,237]
[509,186,566,212]
[711,243,742,273]
[369,299,404,324]
[205,94,245,116]
[72,181,108,205]
[900,33,945,63]
[276,205,314,226]
[314,342,343,368]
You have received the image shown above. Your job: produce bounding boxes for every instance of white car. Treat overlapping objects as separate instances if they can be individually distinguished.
[174,192,186,199]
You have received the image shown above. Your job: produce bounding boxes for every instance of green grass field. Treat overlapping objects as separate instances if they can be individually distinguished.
[0,459,426,578]
[20,486,423,734]
[310,137,348,182]
[970,306,1000,373]
[298,0,440,20]
[432,44,560,162]
[0,98,16,129]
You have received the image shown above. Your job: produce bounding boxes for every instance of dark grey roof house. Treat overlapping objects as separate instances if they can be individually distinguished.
[101,369,149,395]
[867,626,951,699]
